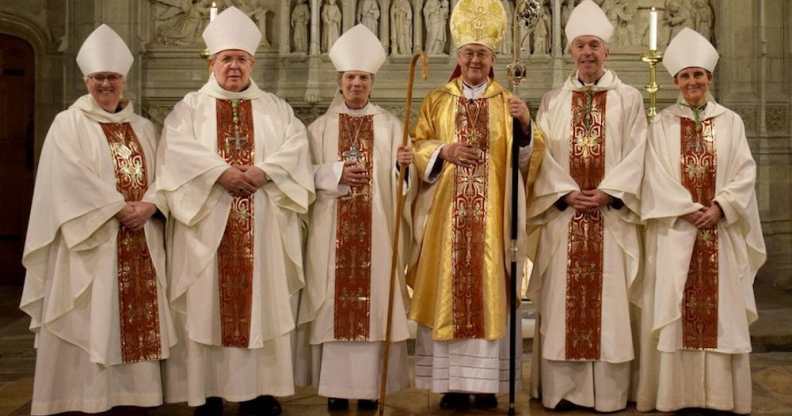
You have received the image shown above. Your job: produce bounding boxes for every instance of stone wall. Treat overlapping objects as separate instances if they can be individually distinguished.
[1,0,790,288]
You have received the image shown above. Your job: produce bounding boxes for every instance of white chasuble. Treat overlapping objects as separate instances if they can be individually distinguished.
[636,100,765,414]
[295,98,414,399]
[21,95,174,415]
[527,70,646,412]
[157,75,315,405]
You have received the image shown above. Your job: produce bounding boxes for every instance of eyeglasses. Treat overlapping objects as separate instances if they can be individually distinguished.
[459,50,493,61]
[89,73,123,83]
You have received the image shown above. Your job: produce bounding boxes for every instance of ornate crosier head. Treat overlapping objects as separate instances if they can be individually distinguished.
[507,0,541,87]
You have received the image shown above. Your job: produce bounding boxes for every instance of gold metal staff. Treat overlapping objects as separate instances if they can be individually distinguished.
[505,1,541,415]
[377,51,428,416]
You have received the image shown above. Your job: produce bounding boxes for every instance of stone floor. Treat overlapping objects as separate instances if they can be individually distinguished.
[1,285,792,416]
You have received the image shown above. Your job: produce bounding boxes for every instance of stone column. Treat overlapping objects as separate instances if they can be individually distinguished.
[310,0,321,55]
[413,0,423,53]
[552,0,561,57]
[343,0,355,32]
[280,0,292,54]
[380,0,391,50]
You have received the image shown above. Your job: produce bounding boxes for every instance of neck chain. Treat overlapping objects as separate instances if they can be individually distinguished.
[227,99,248,153]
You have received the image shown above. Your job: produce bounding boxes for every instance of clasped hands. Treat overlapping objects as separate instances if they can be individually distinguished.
[340,145,413,187]
[441,97,531,168]
[218,165,269,197]
[115,201,157,231]
[564,190,611,211]
[681,204,723,229]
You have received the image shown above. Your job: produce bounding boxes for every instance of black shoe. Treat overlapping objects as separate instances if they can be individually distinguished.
[327,397,349,411]
[473,393,498,409]
[439,393,470,410]
[551,399,577,411]
[357,399,378,410]
[195,397,223,416]
[238,395,282,416]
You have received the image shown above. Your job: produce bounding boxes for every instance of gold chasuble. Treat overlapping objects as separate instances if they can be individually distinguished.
[334,113,374,341]
[680,117,719,349]
[409,79,544,341]
[100,122,162,363]
[215,99,255,347]
[565,90,607,360]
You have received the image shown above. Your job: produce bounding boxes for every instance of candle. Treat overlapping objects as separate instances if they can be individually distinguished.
[210,2,218,22]
[649,7,658,50]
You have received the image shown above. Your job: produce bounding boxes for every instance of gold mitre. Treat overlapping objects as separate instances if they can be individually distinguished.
[450,0,507,51]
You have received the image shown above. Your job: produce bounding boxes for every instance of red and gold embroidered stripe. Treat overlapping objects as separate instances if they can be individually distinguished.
[100,122,161,363]
[680,117,719,350]
[333,113,374,341]
[215,99,255,348]
[565,90,607,360]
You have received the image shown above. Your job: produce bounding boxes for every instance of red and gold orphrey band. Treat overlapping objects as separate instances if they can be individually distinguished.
[100,123,161,363]
[334,114,374,341]
[680,117,719,350]
[216,99,255,348]
[451,97,489,339]
[565,90,607,360]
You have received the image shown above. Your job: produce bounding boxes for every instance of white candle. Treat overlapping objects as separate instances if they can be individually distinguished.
[649,7,658,50]
[210,2,218,22]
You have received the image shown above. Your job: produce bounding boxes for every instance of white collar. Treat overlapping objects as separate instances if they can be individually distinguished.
[461,79,488,100]
[199,73,264,100]
[70,94,135,123]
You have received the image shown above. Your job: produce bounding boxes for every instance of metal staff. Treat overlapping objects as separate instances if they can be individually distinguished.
[505,1,541,415]
[378,52,428,416]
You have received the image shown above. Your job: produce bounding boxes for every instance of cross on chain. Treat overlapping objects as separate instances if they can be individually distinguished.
[227,100,248,152]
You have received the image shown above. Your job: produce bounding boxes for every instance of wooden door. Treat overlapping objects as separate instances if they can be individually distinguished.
[0,34,35,285]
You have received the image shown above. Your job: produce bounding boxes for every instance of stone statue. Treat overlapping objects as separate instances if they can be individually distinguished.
[291,0,310,53]
[237,0,272,48]
[532,5,549,55]
[423,0,449,55]
[357,0,381,35]
[322,0,342,53]
[691,0,713,41]
[499,0,513,55]
[153,0,213,46]
[663,0,692,47]
[602,0,638,47]
[561,0,575,51]
[390,0,413,55]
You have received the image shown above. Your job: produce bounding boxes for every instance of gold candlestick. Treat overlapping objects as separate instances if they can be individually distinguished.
[641,49,663,122]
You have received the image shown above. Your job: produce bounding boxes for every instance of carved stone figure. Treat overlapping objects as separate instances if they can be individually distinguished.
[357,0,381,35]
[322,0,342,52]
[291,0,310,53]
[602,0,638,47]
[561,0,575,51]
[390,0,413,55]
[238,0,272,48]
[153,0,213,46]
[532,5,549,55]
[499,0,513,55]
[663,0,692,47]
[423,0,449,55]
[691,0,713,41]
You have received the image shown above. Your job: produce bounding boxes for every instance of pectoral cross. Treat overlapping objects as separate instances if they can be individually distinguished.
[343,143,362,163]
[228,131,247,152]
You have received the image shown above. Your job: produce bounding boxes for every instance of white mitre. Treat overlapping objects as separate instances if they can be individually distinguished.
[202,6,261,56]
[329,24,386,74]
[565,0,614,48]
[663,28,719,77]
[76,24,133,77]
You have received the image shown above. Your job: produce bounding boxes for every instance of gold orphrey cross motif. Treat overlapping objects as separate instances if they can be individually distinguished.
[472,6,487,40]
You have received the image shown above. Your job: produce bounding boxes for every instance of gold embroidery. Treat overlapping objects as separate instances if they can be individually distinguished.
[451,97,489,339]
[565,90,607,360]
[216,99,255,348]
[100,122,161,364]
[334,113,374,341]
[680,117,719,350]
